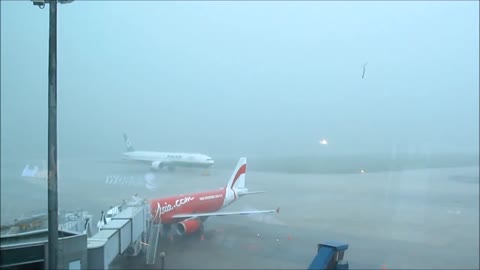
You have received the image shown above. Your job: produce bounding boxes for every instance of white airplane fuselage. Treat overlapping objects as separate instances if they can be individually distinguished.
[122,151,215,170]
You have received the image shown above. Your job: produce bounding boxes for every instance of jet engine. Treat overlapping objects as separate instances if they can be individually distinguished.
[176,218,202,236]
[151,161,163,170]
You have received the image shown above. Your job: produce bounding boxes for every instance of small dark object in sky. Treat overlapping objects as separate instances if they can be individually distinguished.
[362,62,368,79]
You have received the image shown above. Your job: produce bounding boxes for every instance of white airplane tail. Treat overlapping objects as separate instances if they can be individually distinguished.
[226,157,247,191]
[223,158,266,203]
[123,133,135,152]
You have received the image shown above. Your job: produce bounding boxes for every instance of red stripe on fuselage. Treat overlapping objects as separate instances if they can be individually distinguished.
[150,189,226,224]
[230,164,246,189]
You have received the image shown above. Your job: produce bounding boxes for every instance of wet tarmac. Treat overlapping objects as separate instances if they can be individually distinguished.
[1,157,478,269]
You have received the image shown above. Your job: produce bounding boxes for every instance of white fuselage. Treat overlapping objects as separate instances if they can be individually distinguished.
[122,151,215,169]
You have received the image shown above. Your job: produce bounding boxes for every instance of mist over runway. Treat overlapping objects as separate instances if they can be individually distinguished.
[1,156,478,269]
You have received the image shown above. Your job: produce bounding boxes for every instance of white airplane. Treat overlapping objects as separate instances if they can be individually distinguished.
[121,133,215,172]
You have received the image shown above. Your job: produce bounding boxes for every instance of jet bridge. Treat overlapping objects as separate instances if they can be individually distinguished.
[1,197,155,270]
[87,199,150,269]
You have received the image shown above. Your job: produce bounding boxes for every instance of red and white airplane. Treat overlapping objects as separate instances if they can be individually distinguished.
[150,157,279,237]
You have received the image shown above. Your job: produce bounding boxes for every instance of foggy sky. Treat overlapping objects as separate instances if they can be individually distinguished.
[1,1,479,160]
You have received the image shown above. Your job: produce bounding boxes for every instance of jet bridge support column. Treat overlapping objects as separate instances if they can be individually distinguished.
[159,251,166,269]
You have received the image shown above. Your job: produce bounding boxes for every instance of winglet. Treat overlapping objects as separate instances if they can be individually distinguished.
[276,207,280,214]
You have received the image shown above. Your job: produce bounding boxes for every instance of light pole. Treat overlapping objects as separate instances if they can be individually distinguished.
[31,0,73,268]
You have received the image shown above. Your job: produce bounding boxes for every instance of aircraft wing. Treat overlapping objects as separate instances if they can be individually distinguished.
[171,207,280,219]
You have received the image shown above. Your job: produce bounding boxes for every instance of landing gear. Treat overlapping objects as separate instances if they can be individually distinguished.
[161,224,178,243]
[160,224,172,237]
[197,223,205,240]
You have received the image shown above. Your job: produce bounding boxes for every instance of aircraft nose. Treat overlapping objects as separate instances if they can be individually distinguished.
[207,158,215,165]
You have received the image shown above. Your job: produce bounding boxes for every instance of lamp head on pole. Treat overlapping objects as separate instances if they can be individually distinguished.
[32,0,74,8]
